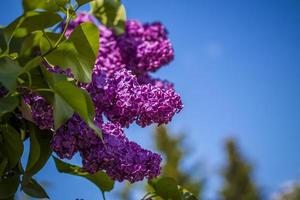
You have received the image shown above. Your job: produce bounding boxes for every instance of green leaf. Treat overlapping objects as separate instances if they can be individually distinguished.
[0,158,8,176]
[76,0,95,7]
[23,0,60,12]
[53,94,74,129]
[178,186,198,200]
[42,69,101,137]
[0,172,20,199]
[149,177,182,200]
[55,0,70,7]
[0,124,23,169]
[53,157,114,192]
[0,29,6,54]
[0,58,21,91]
[91,0,126,35]
[20,31,43,57]
[0,95,19,118]
[24,123,52,178]
[19,56,43,74]
[41,22,99,83]
[16,11,63,38]
[20,98,33,122]
[3,16,26,49]
[22,178,49,198]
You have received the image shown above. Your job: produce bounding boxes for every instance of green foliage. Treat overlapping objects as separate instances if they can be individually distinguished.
[53,157,114,194]
[220,139,261,200]
[91,0,127,34]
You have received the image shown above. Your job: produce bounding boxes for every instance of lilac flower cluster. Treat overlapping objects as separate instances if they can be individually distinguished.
[118,20,174,74]
[22,13,183,183]
[51,115,161,182]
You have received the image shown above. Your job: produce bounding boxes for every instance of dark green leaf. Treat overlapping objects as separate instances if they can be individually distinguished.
[53,94,74,129]
[91,0,126,35]
[0,158,8,176]
[23,0,60,12]
[42,22,99,83]
[0,172,20,199]
[76,0,95,7]
[0,95,19,118]
[19,56,43,74]
[0,124,23,169]
[53,157,114,192]
[22,178,49,198]
[0,58,21,91]
[24,123,52,178]
[149,177,182,200]
[0,29,6,54]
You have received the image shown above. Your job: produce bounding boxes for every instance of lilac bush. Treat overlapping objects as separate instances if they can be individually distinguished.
[22,12,183,183]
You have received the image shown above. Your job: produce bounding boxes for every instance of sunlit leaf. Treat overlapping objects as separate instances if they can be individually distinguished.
[149,177,182,200]
[23,0,60,12]
[53,157,114,192]
[41,22,99,83]
[91,0,126,34]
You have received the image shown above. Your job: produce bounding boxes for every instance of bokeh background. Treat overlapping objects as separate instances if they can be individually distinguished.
[1,0,300,199]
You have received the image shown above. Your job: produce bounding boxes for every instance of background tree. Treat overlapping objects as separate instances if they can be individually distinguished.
[220,138,261,200]
[273,182,300,200]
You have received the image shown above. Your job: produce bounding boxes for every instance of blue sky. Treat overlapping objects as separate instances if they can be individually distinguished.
[1,0,300,199]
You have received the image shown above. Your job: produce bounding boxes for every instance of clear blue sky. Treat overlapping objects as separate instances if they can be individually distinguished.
[1,0,300,199]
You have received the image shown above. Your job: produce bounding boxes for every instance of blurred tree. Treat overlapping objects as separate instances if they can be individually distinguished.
[220,139,261,200]
[274,182,300,200]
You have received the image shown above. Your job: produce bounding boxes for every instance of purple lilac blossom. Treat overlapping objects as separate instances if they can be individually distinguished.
[51,115,162,182]
[0,86,7,97]
[118,20,174,73]
[23,93,54,130]
[22,12,182,183]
